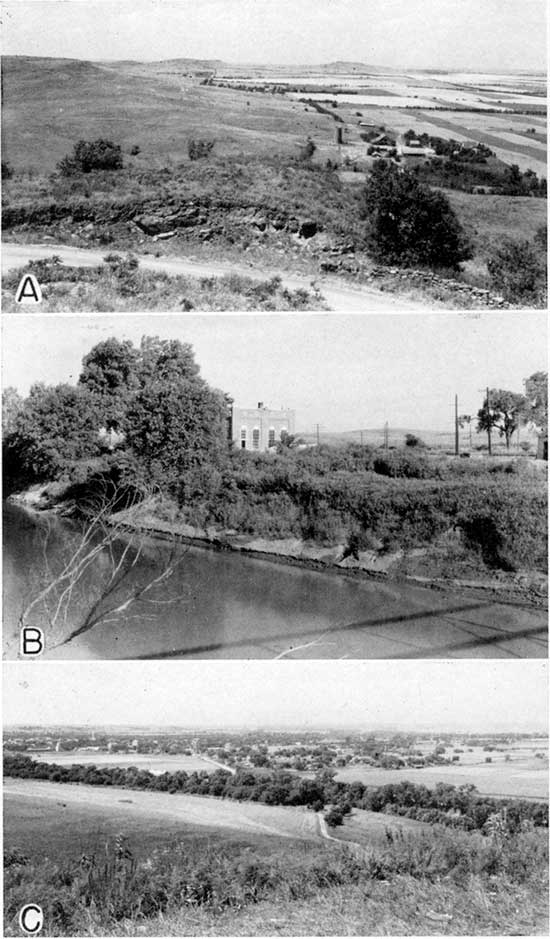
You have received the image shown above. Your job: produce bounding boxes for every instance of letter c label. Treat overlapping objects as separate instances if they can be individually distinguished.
[19,905,43,935]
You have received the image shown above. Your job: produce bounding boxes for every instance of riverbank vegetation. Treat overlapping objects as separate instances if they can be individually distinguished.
[3,336,547,599]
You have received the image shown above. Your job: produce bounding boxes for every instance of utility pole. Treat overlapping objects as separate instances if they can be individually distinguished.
[486,386,492,456]
[454,394,459,456]
[360,430,364,446]
[314,423,321,446]
[383,421,389,451]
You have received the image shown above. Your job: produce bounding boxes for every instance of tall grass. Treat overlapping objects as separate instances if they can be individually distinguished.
[4,825,546,936]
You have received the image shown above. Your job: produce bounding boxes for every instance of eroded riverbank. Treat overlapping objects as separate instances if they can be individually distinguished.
[4,497,547,660]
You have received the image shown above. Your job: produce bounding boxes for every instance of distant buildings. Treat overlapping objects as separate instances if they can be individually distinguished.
[231,402,295,452]
[397,137,436,164]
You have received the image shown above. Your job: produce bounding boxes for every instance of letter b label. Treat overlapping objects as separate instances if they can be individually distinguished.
[21,627,44,657]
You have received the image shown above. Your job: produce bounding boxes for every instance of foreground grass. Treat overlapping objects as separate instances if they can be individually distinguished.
[98,877,548,937]
[2,258,326,312]
[5,829,547,937]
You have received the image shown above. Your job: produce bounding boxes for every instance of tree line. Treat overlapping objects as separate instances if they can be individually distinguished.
[4,752,547,834]
[3,337,547,576]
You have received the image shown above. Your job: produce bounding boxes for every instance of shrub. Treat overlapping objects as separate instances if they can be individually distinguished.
[487,238,547,304]
[57,139,123,175]
[405,433,425,448]
[2,159,14,180]
[188,138,215,160]
[324,806,345,827]
[361,160,473,269]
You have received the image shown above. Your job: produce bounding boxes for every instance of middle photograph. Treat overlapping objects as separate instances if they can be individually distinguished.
[3,312,547,661]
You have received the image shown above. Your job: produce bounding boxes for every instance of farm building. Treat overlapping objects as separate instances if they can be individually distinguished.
[398,138,436,163]
[231,402,295,451]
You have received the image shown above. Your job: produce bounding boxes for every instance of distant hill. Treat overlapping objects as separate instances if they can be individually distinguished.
[318,60,396,73]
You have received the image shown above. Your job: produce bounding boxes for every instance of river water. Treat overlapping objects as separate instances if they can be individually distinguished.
[3,503,547,660]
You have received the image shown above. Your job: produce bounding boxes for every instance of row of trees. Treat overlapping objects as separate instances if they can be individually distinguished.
[4,752,547,834]
[477,372,547,449]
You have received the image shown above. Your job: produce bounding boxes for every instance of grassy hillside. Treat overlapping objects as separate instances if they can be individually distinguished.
[2,56,332,172]
[4,783,548,936]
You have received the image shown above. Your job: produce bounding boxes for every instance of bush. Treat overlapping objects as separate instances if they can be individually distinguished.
[487,238,547,304]
[2,160,14,180]
[361,161,473,269]
[405,434,425,448]
[57,139,123,175]
[188,138,215,160]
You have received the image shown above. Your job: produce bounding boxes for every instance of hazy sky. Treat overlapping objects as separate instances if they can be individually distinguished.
[2,0,546,70]
[3,661,547,732]
[2,313,546,433]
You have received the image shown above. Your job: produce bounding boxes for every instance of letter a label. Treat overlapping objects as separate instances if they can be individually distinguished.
[15,274,42,304]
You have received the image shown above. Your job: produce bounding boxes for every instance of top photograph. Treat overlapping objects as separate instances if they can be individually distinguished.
[1,0,547,313]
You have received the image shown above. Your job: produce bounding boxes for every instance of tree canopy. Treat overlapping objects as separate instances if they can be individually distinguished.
[57,138,124,175]
[4,336,229,494]
[360,161,472,269]
[477,389,526,449]
[523,371,548,432]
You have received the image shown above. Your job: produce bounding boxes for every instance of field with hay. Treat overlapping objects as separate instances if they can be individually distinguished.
[335,757,549,801]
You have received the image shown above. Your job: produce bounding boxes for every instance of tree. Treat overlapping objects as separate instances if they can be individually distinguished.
[487,238,546,304]
[2,387,24,438]
[79,338,140,397]
[299,138,316,160]
[3,382,101,483]
[11,485,188,654]
[477,389,526,449]
[360,161,472,269]
[523,371,547,432]
[324,805,344,827]
[125,375,228,496]
[57,138,123,175]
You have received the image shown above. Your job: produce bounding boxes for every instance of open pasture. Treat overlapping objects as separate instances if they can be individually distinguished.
[335,759,549,801]
[445,191,548,258]
[3,778,321,857]
[1,57,332,173]
[23,750,217,774]
[334,809,427,849]
[4,784,318,864]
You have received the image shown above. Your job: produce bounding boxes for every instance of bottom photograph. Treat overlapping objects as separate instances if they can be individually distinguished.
[3,660,548,937]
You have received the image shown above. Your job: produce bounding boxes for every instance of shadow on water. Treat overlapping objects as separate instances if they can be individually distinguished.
[4,501,547,660]
[130,601,547,660]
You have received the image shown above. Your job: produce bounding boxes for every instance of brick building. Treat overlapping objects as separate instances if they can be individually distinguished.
[231,402,295,451]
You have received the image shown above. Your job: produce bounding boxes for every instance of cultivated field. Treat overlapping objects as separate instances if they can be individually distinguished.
[335,757,549,800]
[21,750,222,774]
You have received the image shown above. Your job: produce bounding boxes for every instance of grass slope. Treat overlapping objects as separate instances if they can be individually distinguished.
[2,57,331,172]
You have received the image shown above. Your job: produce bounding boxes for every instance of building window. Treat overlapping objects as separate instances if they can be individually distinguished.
[268,428,276,447]
[240,427,247,449]
[252,428,260,449]
[280,427,288,440]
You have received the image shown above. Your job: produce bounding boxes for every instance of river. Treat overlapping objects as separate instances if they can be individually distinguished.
[3,502,547,660]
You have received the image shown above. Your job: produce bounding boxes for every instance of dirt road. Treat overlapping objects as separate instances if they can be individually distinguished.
[1,242,426,311]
